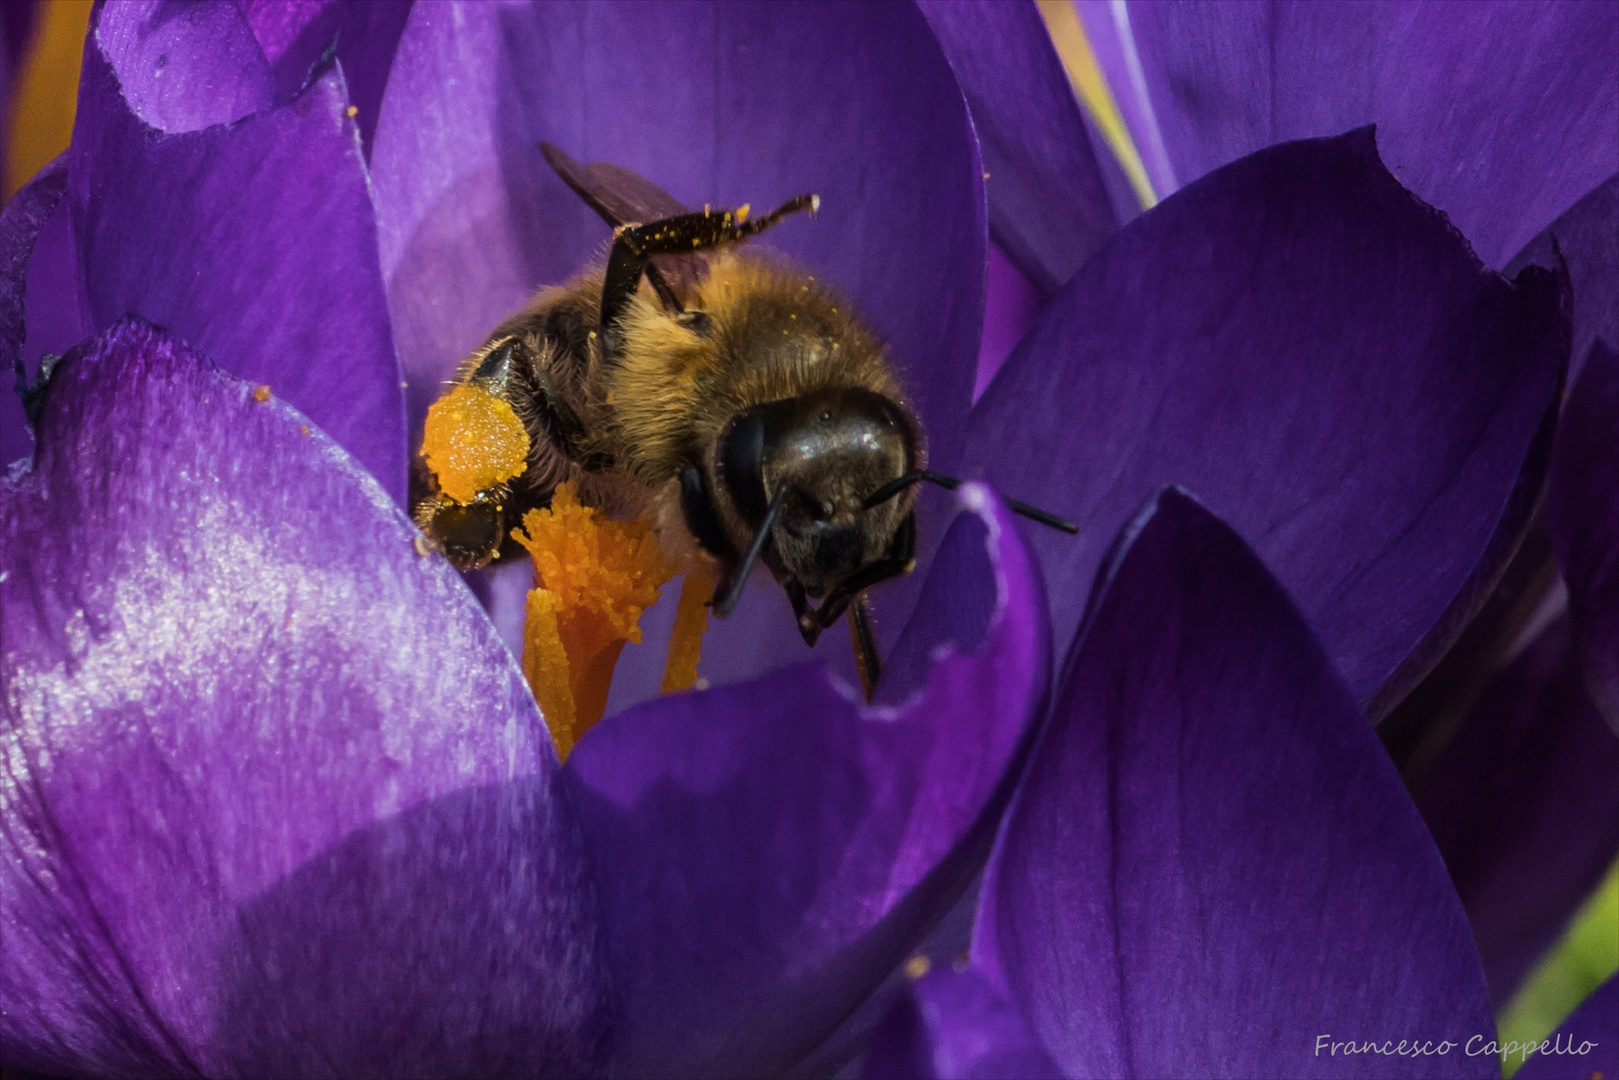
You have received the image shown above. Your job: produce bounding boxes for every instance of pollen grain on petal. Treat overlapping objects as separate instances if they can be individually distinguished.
[421,384,529,503]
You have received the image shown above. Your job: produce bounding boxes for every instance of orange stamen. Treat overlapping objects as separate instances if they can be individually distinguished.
[661,564,716,694]
[521,589,577,757]
[514,484,672,758]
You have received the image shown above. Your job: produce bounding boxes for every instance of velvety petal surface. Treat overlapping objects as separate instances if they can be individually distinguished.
[15,175,92,404]
[94,0,275,132]
[0,320,609,1077]
[1514,974,1618,1080]
[237,0,413,154]
[1077,0,1619,268]
[974,242,1043,401]
[95,0,411,155]
[64,15,406,502]
[1506,173,1618,389]
[371,0,985,693]
[563,484,1051,1078]
[966,129,1565,715]
[917,0,1116,295]
[0,158,65,467]
[1549,340,1619,733]
[1416,616,1619,1007]
[862,966,1062,1080]
[976,488,1495,1079]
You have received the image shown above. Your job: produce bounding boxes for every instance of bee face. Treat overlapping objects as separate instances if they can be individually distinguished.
[716,387,916,596]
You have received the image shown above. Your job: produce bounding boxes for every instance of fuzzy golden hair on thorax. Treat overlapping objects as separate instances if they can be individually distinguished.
[605,250,904,486]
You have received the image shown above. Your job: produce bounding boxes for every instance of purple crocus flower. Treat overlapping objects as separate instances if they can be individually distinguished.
[1072,0,1617,269]
[2,4,1053,1076]
[0,0,1611,1076]
[1053,0,1619,1018]
[862,489,1617,1080]
[956,0,1619,1026]
[1,315,1049,1078]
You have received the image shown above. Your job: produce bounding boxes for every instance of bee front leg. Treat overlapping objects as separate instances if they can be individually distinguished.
[785,578,821,646]
[849,594,881,701]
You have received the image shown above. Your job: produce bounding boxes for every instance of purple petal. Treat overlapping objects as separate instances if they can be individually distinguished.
[0,159,67,467]
[94,0,275,132]
[975,488,1495,1080]
[917,0,1117,295]
[1415,616,1619,1007]
[0,1,37,78]
[0,319,608,1077]
[564,484,1051,1078]
[16,178,93,392]
[863,966,1062,1080]
[67,18,407,502]
[966,129,1565,715]
[1077,0,1619,269]
[1070,0,1177,200]
[974,242,1042,402]
[372,0,985,694]
[1549,340,1619,733]
[96,0,411,155]
[239,0,413,155]
[1514,974,1618,1080]
[1506,173,1617,389]
[236,0,327,62]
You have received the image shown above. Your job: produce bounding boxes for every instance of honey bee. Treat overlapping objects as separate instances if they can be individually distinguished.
[413,144,1073,694]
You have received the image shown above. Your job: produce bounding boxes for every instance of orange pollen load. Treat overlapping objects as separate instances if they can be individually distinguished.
[421,384,529,504]
[514,484,678,759]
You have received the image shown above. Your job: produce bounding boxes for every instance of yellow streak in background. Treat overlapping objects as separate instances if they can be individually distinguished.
[1035,0,1157,210]
[6,0,91,200]
[1498,858,1619,1078]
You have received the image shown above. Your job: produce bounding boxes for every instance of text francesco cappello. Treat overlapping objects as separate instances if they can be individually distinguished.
[1316,1034,1599,1065]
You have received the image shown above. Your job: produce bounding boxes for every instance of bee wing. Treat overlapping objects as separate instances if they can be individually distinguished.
[540,142,705,308]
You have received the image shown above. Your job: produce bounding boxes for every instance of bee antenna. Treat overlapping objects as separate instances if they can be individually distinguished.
[714,485,789,618]
[863,470,1078,535]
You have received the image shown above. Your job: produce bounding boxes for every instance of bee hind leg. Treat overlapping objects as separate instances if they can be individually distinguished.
[599,194,820,345]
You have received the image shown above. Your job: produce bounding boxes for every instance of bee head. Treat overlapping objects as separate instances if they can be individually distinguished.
[716,387,917,596]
